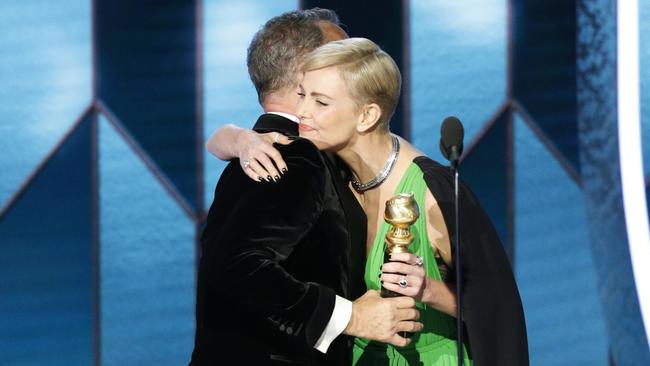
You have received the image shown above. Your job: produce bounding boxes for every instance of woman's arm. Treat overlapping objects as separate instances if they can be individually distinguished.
[206,124,290,181]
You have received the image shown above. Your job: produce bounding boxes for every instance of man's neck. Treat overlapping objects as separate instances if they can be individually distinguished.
[261,89,299,118]
[262,103,295,116]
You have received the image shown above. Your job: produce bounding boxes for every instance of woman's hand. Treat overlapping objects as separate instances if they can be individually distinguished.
[236,130,292,182]
[381,252,458,317]
[205,125,292,182]
[380,252,430,303]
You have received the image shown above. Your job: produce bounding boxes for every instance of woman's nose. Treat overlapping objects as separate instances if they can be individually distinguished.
[297,101,309,120]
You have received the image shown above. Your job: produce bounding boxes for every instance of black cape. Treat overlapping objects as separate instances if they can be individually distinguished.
[414,156,529,366]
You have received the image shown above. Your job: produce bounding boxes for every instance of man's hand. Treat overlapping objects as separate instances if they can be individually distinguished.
[343,290,423,347]
[236,129,291,182]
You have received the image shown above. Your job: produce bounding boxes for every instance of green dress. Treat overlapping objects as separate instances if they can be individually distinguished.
[352,163,472,366]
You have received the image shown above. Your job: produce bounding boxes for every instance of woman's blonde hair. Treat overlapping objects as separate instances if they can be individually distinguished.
[302,37,401,130]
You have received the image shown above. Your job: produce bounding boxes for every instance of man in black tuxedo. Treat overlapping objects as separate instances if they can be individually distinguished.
[189,8,422,366]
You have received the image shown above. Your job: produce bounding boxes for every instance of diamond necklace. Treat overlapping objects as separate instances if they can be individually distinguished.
[351,135,400,192]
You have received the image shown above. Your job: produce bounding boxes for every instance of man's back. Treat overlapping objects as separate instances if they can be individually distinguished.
[191,131,352,365]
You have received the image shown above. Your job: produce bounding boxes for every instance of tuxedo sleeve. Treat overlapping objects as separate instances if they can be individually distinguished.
[206,139,336,349]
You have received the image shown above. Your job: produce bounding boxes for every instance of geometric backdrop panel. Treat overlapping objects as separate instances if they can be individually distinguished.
[512,0,580,178]
[409,0,507,163]
[0,0,91,207]
[0,116,94,366]
[641,0,650,177]
[461,112,509,252]
[99,116,195,366]
[513,114,608,366]
[577,0,650,363]
[95,0,200,212]
[202,0,297,207]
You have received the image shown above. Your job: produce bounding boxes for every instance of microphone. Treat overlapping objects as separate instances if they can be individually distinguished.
[439,116,464,168]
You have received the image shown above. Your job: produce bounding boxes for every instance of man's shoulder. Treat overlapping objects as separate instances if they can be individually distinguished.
[215,138,328,199]
[277,138,326,173]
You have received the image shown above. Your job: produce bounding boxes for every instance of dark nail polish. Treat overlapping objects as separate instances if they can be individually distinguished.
[378,273,381,277]
[267,175,272,182]
[274,175,280,182]
[287,136,297,141]
[257,176,264,182]
[380,280,384,284]
[281,168,288,174]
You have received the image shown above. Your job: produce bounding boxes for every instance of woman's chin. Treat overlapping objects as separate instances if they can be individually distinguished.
[299,134,328,151]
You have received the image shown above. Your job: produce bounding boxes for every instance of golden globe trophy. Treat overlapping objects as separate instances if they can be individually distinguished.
[381,193,419,338]
[381,192,419,297]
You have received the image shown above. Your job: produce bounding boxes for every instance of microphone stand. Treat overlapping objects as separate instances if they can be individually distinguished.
[439,116,464,366]
[452,161,463,366]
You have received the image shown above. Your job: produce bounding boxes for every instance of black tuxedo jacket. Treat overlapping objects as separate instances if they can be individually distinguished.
[190,114,366,365]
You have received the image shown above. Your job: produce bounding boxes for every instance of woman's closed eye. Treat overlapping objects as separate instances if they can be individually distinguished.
[316,100,329,106]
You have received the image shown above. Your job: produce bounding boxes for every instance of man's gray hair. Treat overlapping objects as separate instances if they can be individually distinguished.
[247,8,340,104]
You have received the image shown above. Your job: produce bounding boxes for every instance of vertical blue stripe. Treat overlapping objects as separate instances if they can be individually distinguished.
[640,0,650,177]
[512,1,579,174]
[577,1,650,362]
[95,0,200,211]
[409,0,506,162]
[99,116,195,365]
[513,115,608,365]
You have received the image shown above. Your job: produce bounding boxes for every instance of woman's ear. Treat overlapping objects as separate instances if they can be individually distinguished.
[357,103,382,133]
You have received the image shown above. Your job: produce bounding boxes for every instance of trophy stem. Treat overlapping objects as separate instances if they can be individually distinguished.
[380,249,404,298]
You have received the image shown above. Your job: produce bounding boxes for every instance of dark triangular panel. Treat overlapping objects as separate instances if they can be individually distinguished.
[0,115,94,365]
[461,110,509,253]
[512,0,579,175]
[95,0,200,213]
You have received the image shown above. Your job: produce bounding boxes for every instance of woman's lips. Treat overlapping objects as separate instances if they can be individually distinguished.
[298,123,315,132]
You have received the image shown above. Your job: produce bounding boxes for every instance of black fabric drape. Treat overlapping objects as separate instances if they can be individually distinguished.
[414,156,529,366]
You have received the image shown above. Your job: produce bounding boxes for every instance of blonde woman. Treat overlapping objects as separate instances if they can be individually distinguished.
[293,37,528,365]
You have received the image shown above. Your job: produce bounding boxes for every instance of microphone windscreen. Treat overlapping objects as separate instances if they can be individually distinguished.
[440,116,464,149]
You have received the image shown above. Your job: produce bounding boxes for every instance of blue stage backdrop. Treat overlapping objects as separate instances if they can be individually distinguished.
[1,1,648,365]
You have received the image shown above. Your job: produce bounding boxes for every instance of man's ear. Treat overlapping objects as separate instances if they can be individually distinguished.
[356,103,382,133]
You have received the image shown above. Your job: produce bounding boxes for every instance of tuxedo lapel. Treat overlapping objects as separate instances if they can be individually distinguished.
[323,151,367,300]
